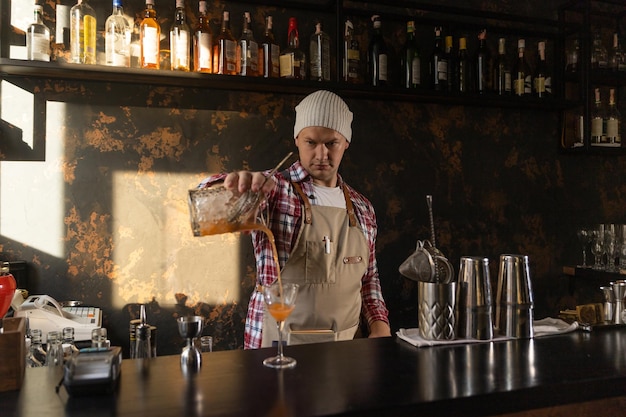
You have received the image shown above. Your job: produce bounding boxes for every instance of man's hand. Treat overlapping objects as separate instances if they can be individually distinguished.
[224,171,275,194]
[368,320,392,338]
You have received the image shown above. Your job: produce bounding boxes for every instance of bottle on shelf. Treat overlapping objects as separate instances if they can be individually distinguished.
[608,32,625,72]
[367,15,388,87]
[429,27,447,91]
[445,33,455,92]
[512,39,531,96]
[260,16,279,78]
[170,0,191,71]
[606,88,621,145]
[193,0,212,73]
[475,29,490,94]
[27,4,51,62]
[104,0,131,67]
[139,0,160,69]
[533,41,549,98]
[70,0,97,64]
[457,34,470,93]
[566,38,579,73]
[237,11,259,77]
[493,37,511,95]
[55,0,71,50]
[213,10,237,75]
[400,20,420,89]
[310,19,331,82]
[591,87,606,145]
[591,32,608,70]
[279,17,306,79]
[343,16,361,84]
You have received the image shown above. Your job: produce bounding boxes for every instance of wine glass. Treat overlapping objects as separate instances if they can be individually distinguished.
[177,316,203,370]
[590,230,605,270]
[262,282,299,369]
[576,228,592,268]
[604,230,618,272]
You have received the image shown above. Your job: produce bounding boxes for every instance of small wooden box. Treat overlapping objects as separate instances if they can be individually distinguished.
[0,317,26,392]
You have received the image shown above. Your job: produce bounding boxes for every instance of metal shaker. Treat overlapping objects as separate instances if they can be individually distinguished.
[456,256,494,340]
[611,280,626,324]
[418,281,456,340]
[600,285,615,323]
[495,254,534,338]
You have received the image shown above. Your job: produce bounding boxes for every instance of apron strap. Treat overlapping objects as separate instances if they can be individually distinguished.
[342,186,358,227]
[292,182,313,224]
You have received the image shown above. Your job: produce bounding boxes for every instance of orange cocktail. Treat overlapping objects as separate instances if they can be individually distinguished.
[268,303,295,322]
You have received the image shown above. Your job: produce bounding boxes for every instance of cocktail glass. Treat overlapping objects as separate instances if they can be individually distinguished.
[262,282,299,369]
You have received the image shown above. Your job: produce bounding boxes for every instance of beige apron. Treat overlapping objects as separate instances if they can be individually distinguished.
[261,183,369,347]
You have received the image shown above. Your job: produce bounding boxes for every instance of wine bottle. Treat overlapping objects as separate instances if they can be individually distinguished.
[279,17,306,79]
[105,0,131,67]
[430,27,447,91]
[237,12,259,76]
[606,88,621,145]
[445,34,455,92]
[170,0,191,71]
[27,4,51,62]
[343,17,361,84]
[493,37,511,95]
[591,32,608,70]
[213,11,237,75]
[475,29,490,94]
[512,39,531,96]
[310,19,331,82]
[566,38,579,73]
[260,16,279,78]
[400,20,420,89]
[608,32,625,72]
[139,0,160,69]
[591,88,605,145]
[70,0,97,64]
[368,15,388,86]
[457,35,470,93]
[193,0,212,73]
[533,41,548,98]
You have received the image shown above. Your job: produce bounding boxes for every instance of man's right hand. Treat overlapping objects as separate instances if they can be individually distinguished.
[224,171,276,195]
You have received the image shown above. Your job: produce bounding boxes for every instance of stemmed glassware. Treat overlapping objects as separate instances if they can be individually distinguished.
[604,229,619,272]
[590,229,605,270]
[576,228,593,268]
[262,282,299,369]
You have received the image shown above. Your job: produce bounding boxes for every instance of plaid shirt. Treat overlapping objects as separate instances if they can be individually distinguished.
[199,161,389,349]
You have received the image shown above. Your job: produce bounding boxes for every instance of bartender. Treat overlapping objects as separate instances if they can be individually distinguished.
[200,90,391,349]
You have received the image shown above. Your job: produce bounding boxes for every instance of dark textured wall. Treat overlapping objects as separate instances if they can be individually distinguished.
[2,0,625,356]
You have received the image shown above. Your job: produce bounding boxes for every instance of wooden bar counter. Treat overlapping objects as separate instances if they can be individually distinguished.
[2,328,626,417]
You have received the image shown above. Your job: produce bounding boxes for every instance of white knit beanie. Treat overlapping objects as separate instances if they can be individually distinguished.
[293,90,353,142]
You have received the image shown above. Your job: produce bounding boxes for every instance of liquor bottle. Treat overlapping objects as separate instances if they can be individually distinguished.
[591,32,608,70]
[193,0,212,73]
[493,37,511,95]
[213,11,237,75]
[55,0,71,49]
[279,17,306,79]
[343,17,361,84]
[533,41,549,98]
[430,26,447,91]
[400,21,420,89]
[237,12,259,76]
[260,16,279,78]
[512,39,531,96]
[140,0,160,69]
[608,32,625,72]
[70,0,97,64]
[606,88,621,145]
[170,0,191,71]
[310,20,331,82]
[105,0,131,67]
[591,88,605,145]
[566,38,579,73]
[475,29,490,94]
[457,35,470,93]
[368,15,388,87]
[444,34,455,92]
[27,4,51,62]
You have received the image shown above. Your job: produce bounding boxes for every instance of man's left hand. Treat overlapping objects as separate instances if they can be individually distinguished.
[368,320,391,338]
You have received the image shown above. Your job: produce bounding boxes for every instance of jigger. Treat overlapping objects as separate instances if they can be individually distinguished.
[177,316,204,370]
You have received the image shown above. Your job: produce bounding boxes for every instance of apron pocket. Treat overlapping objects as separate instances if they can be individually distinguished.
[305,241,336,284]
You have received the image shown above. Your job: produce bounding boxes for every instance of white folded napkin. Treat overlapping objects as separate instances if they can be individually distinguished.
[533,317,579,337]
[396,328,510,347]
